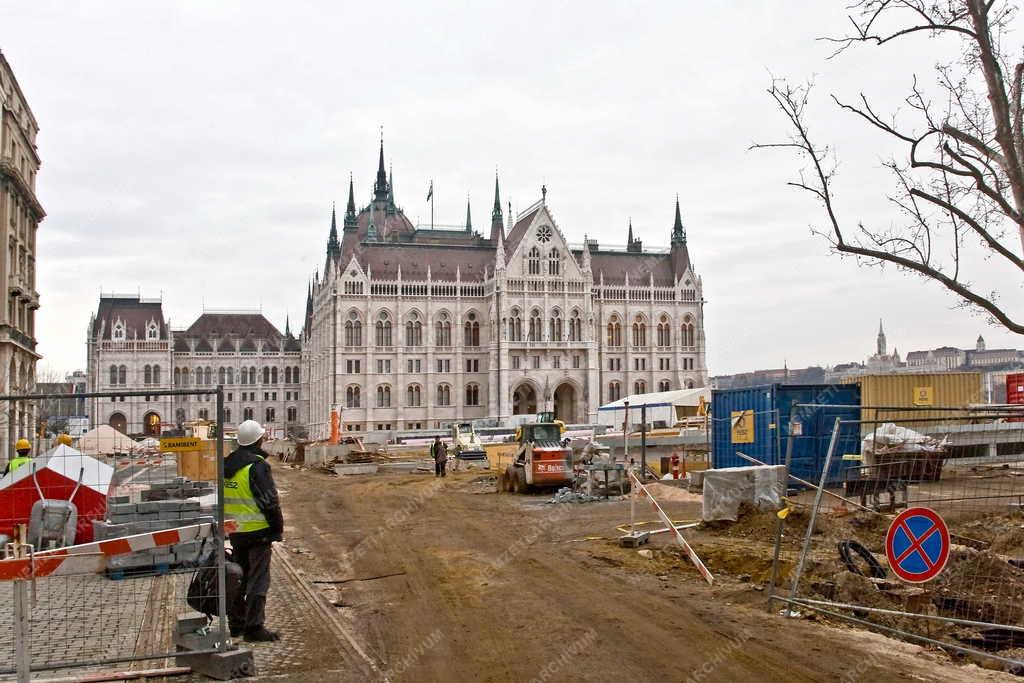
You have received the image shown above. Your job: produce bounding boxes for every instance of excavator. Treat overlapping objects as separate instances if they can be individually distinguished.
[498,421,573,493]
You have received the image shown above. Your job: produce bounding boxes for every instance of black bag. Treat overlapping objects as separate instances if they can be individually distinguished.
[187,537,240,620]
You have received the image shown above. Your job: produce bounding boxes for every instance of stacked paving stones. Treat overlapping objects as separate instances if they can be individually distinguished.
[96,477,216,575]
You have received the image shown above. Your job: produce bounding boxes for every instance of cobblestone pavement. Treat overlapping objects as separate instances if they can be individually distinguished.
[0,572,160,674]
[0,555,351,680]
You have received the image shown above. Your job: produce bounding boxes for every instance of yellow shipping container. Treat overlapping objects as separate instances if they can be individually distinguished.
[844,372,984,434]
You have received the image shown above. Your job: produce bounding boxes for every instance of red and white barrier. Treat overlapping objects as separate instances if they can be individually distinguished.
[628,469,714,585]
[0,520,236,581]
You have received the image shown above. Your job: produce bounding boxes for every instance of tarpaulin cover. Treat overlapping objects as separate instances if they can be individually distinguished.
[701,465,785,522]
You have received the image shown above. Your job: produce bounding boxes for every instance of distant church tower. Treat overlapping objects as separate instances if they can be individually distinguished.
[877,319,887,357]
[976,335,986,352]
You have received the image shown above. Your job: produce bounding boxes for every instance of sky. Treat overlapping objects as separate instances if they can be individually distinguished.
[3,0,1022,376]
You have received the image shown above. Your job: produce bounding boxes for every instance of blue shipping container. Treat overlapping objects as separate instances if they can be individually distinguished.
[711,384,861,486]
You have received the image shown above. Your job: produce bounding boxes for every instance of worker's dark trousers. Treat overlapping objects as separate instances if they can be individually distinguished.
[229,535,272,632]
[435,460,446,477]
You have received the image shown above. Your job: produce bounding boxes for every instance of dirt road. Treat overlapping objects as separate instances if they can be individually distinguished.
[272,465,1012,682]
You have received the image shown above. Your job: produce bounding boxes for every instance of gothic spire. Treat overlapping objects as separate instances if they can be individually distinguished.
[386,162,396,214]
[671,195,686,246]
[373,134,388,202]
[367,195,379,241]
[489,171,504,242]
[344,173,357,228]
[627,218,634,245]
[465,196,472,232]
[327,203,341,260]
[285,315,291,337]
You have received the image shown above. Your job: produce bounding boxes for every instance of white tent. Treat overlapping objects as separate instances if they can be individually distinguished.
[77,424,138,456]
[597,388,710,429]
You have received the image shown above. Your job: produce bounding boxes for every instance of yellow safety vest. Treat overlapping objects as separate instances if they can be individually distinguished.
[223,459,270,534]
[8,456,30,473]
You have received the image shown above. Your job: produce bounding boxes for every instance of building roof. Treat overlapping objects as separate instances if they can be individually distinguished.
[590,250,678,286]
[91,295,167,341]
[174,313,290,354]
[360,242,495,282]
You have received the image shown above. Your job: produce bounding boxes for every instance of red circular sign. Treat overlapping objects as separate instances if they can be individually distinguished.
[885,507,950,583]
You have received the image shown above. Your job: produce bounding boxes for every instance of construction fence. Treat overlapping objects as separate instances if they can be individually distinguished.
[770,404,1024,671]
[0,387,246,681]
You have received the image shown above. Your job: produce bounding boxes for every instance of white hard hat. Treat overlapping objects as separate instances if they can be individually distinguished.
[236,420,265,447]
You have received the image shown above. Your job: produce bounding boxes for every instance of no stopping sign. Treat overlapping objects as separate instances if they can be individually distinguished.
[885,507,950,583]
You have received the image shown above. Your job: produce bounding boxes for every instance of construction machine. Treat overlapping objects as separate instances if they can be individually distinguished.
[498,422,573,493]
[450,422,489,469]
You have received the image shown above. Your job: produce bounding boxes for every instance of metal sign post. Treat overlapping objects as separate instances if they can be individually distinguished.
[640,404,647,482]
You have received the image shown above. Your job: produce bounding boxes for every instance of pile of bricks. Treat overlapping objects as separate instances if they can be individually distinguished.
[96,477,216,575]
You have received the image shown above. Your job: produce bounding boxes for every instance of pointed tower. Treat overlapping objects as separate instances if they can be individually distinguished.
[626,218,642,253]
[303,281,313,339]
[495,223,506,272]
[670,196,691,279]
[367,194,379,242]
[344,174,358,229]
[465,196,473,232]
[877,320,887,357]
[580,234,592,273]
[285,315,292,338]
[386,162,396,215]
[326,203,341,261]
[373,136,388,204]
[490,172,504,242]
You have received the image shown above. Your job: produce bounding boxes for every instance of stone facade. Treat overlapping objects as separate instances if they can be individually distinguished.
[0,52,43,459]
[301,144,708,438]
[86,295,303,437]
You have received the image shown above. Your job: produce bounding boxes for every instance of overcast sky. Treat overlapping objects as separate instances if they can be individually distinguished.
[3,1,1022,377]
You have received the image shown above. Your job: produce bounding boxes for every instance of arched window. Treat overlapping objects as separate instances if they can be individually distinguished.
[293,366,300,383]
[284,367,292,384]
[118,365,127,385]
[607,316,622,347]
[405,314,423,346]
[435,313,451,346]
[225,408,232,423]
[112,321,125,341]
[682,316,696,347]
[144,365,152,385]
[608,381,621,402]
[407,384,421,407]
[658,379,671,392]
[147,321,159,340]
[549,309,562,341]
[508,308,522,342]
[634,380,646,395]
[465,383,480,406]
[528,247,541,275]
[271,367,278,384]
[346,385,361,408]
[632,316,647,347]
[436,384,451,406]
[548,248,560,275]
[249,366,257,385]
[528,309,542,342]
[205,367,213,385]
[227,367,234,384]
[657,315,671,347]
[262,367,270,384]
[568,310,582,342]
[464,312,480,346]
[173,367,181,387]
[376,385,391,408]
[376,312,392,346]
[109,365,118,386]
[686,379,696,389]
[218,367,226,385]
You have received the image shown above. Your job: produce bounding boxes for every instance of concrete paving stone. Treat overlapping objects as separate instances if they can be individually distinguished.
[108,503,137,516]
[137,501,161,513]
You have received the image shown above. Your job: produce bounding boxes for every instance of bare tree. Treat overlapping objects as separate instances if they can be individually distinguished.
[754,0,1024,334]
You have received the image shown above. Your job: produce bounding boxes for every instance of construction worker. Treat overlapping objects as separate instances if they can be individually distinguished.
[223,419,283,642]
[3,438,32,476]
[431,435,448,478]
[56,434,73,447]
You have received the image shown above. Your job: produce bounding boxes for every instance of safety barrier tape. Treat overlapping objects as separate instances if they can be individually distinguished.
[628,469,714,585]
[0,520,236,581]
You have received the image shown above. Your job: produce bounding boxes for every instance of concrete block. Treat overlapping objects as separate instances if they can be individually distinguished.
[159,510,185,521]
[137,501,161,514]
[108,495,130,504]
[176,612,210,635]
[176,647,256,680]
[333,463,379,476]
[180,499,201,511]
[108,503,137,516]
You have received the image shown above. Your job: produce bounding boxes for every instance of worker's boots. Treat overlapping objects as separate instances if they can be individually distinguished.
[244,626,281,642]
